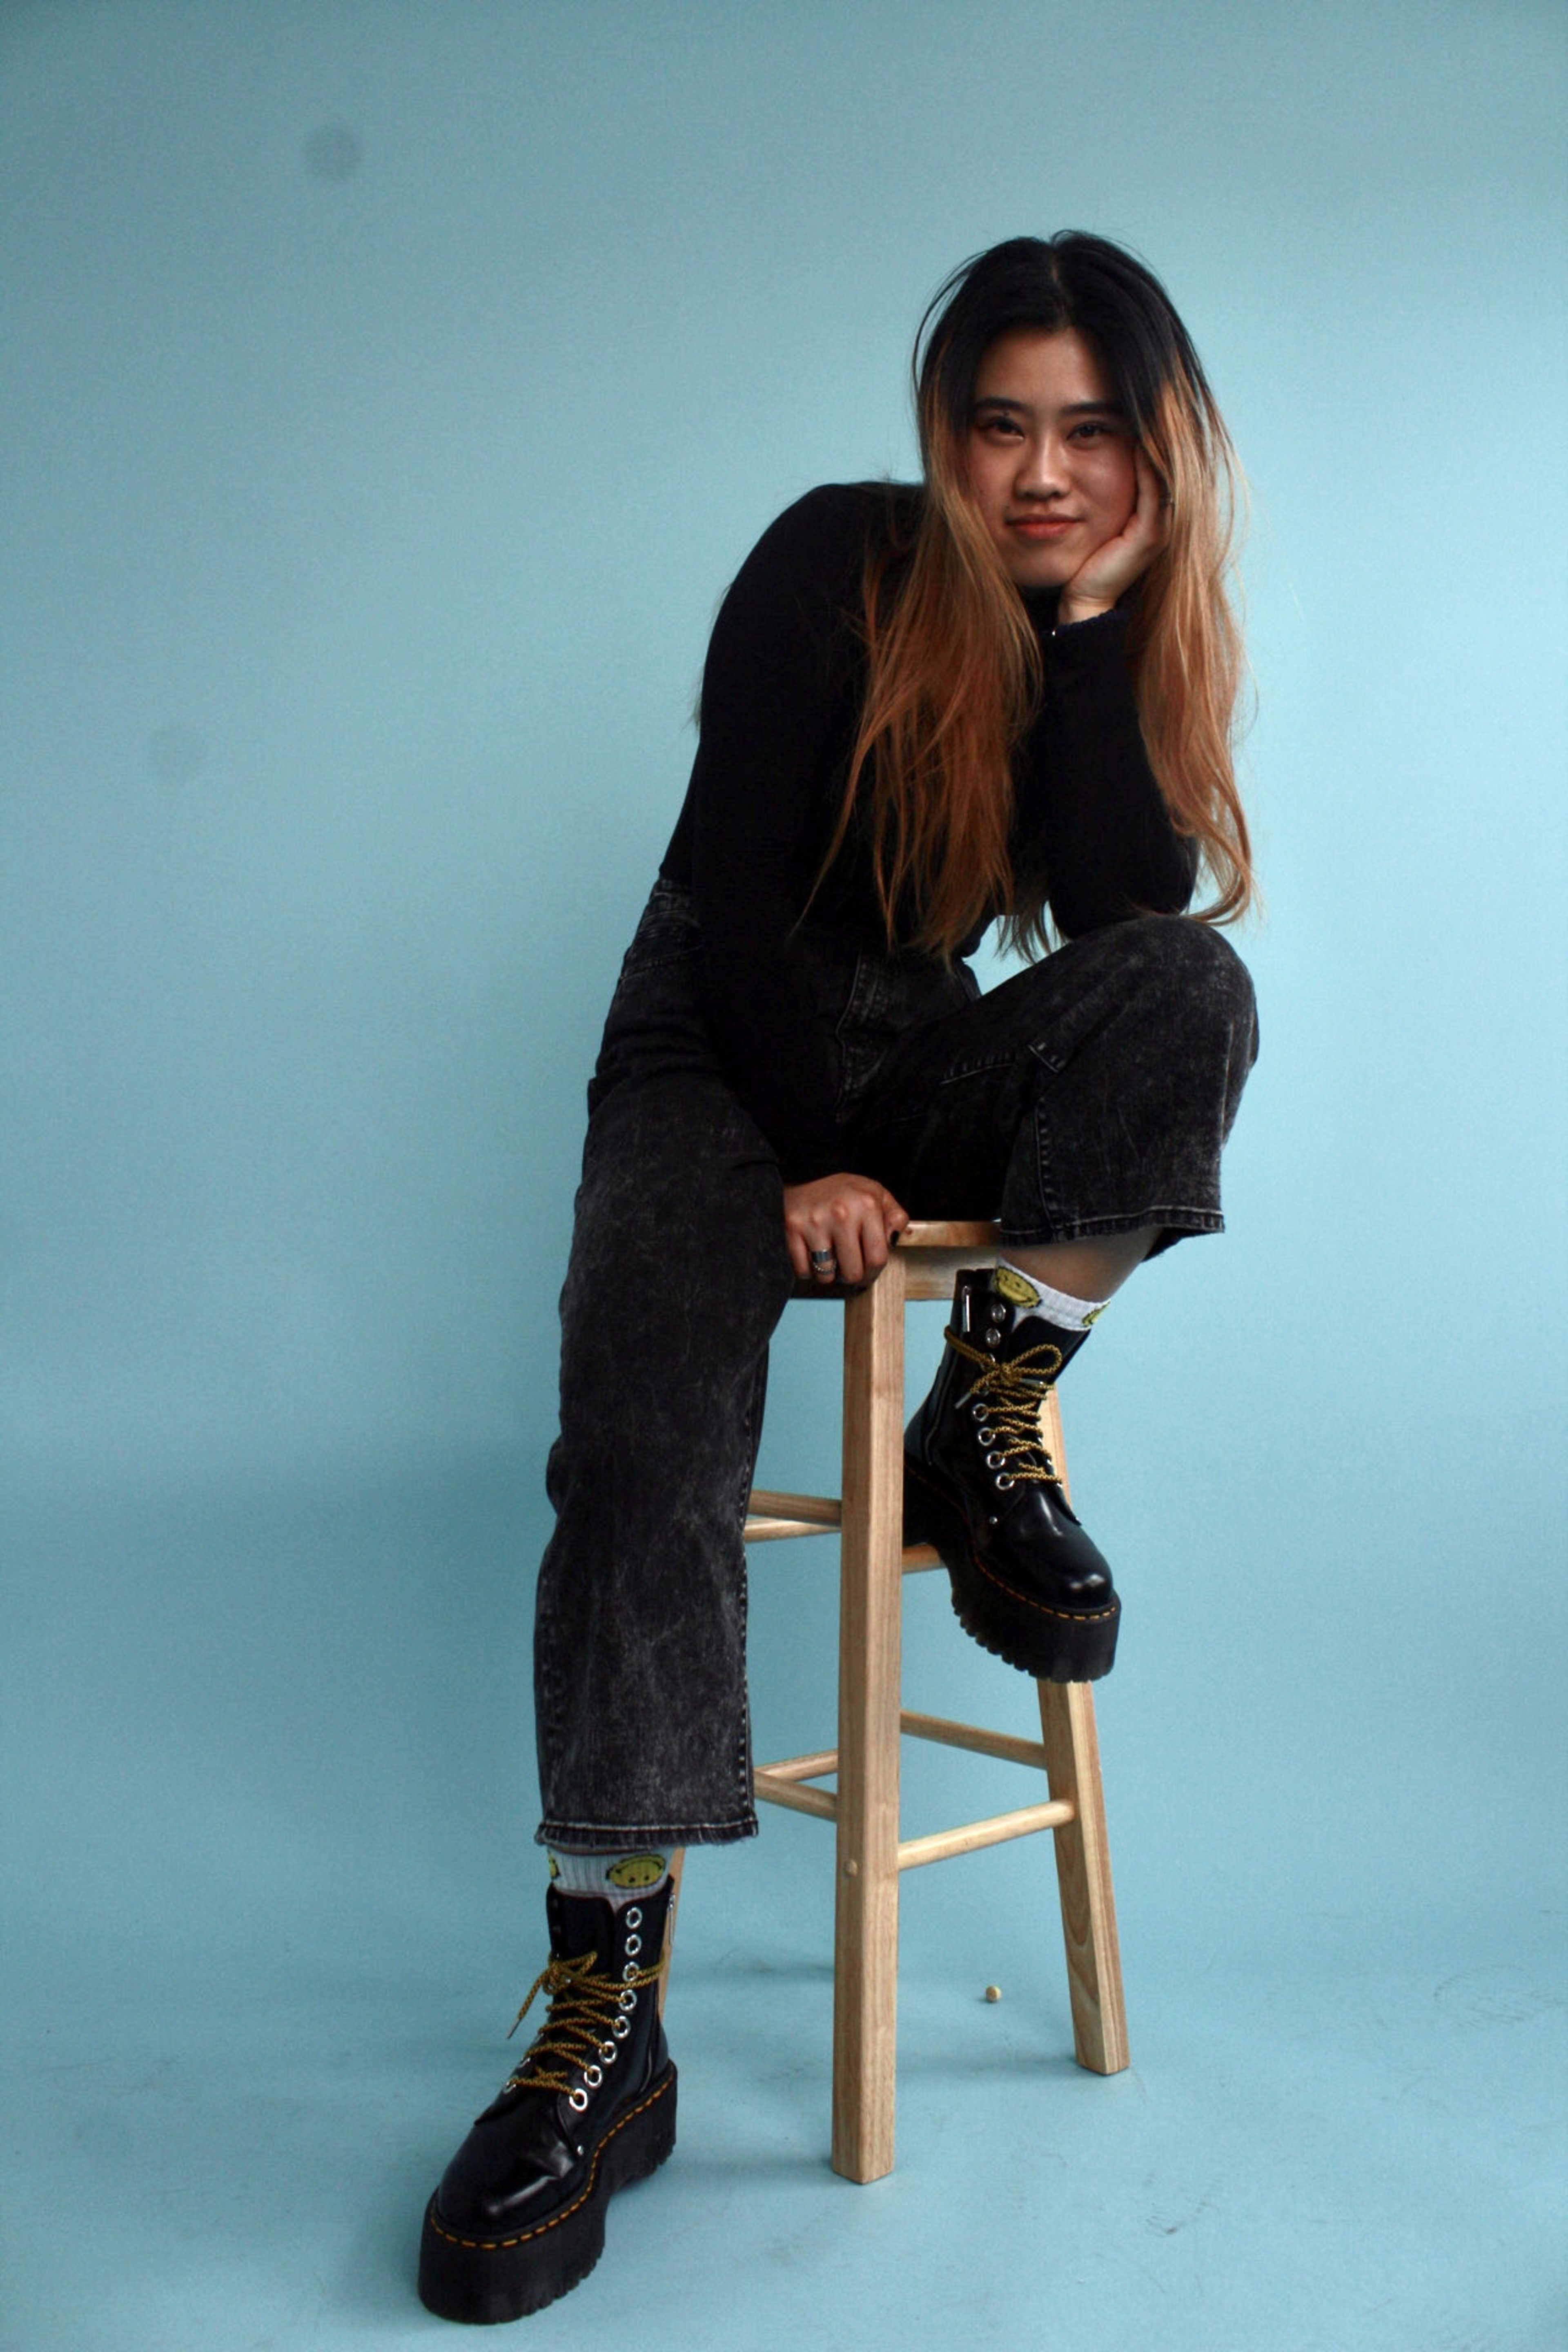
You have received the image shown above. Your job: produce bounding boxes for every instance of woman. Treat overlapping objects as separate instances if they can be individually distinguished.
[418,232,1258,2323]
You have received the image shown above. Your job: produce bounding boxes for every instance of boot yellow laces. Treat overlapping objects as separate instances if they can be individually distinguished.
[944,1328,1065,1491]
[502,1947,664,2107]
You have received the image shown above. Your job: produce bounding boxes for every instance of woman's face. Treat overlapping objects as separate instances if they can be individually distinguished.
[964,326,1138,591]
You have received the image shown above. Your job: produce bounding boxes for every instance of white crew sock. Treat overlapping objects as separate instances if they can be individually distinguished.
[993,1259,1107,1334]
[548,1847,670,1905]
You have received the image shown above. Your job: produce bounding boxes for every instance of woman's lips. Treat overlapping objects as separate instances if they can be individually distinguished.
[1007,515,1079,536]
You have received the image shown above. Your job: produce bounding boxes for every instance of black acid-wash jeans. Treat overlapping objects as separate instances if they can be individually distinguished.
[533,879,1258,1851]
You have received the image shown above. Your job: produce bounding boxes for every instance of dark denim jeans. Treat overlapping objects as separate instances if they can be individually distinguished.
[534,881,1257,1850]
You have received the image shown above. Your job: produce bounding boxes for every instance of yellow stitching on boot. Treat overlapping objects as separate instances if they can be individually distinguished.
[905,1457,1117,1624]
[964,1537,1118,1624]
[424,2072,675,2251]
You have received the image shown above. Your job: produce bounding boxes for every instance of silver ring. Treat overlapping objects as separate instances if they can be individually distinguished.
[809,1248,836,1270]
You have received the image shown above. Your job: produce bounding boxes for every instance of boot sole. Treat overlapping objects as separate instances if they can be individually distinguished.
[416,2060,677,2324]
[904,1458,1120,1682]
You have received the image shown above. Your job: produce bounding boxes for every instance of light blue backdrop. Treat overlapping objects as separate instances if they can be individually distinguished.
[2,4,1564,2348]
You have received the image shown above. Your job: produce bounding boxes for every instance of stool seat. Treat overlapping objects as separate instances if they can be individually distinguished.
[744,1218,1127,2183]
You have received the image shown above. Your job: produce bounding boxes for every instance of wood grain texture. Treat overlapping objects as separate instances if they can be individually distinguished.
[1037,1679,1129,2074]
[753,1748,839,1782]
[897,1797,1073,1872]
[784,1220,1004,1304]
[1043,1386,1069,1498]
[658,1848,684,2023]
[743,1488,939,1570]
[752,1773,838,1821]
[898,1221,1004,1249]
[898,1708,1053,1771]
[746,1489,841,1532]
[831,1252,906,2183]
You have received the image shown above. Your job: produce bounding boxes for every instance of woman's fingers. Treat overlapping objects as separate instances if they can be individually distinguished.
[1060,449,1171,619]
[783,1174,911,1287]
[1135,446,1173,553]
[833,1225,866,1285]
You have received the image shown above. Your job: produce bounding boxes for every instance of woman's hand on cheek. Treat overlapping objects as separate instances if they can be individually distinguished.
[1057,446,1172,626]
[783,1173,909,1286]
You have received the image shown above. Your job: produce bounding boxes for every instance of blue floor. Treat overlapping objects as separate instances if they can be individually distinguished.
[5,1836,1563,2352]
[4,1468,1564,2352]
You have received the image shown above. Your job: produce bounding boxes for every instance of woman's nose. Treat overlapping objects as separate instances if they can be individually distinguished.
[1016,432,1069,497]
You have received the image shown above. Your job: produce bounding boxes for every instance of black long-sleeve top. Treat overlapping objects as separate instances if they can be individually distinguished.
[659,482,1196,1180]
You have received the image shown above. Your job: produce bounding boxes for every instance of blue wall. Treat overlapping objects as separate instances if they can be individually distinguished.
[2,4,1564,2344]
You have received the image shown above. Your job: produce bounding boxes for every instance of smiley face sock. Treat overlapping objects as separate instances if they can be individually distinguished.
[993,1260,1107,1334]
[547,1847,670,1907]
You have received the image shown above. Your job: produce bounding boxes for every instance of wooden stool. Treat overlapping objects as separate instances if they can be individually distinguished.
[745,1219,1128,2183]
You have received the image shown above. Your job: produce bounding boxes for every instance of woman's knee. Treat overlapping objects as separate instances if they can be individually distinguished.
[1108,915,1256,1047]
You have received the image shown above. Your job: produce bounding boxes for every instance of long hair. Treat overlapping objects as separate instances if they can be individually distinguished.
[827,232,1253,958]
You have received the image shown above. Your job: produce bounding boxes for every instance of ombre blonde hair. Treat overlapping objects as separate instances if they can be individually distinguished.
[826,234,1252,958]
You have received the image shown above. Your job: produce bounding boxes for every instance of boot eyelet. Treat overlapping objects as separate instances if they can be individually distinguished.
[568,2087,590,2112]
[624,1932,642,1956]
[619,1986,637,2008]
[599,2041,617,2062]
[995,1473,1015,1490]
[612,2016,631,2038]
[976,1428,996,1445]
[625,1907,643,1928]
[622,1961,639,1982]
[988,1452,1010,1469]
[970,1400,987,1419]
[584,2064,602,2088]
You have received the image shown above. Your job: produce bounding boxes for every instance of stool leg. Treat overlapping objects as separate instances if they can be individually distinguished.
[657,1848,685,2022]
[1033,1383,1127,2073]
[831,1258,906,2183]
[1037,1681,1129,2074]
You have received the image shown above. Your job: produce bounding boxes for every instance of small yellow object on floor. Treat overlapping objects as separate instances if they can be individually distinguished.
[984,1985,1002,2004]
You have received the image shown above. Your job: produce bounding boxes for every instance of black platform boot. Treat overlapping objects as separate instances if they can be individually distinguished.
[418,1877,677,2324]
[903,1267,1120,1681]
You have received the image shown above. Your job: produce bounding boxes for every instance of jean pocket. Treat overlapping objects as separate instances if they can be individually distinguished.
[833,948,977,1121]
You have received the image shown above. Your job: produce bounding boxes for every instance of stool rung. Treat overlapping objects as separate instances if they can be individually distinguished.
[753,1769,837,1821]
[755,1748,838,1783]
[897,1797,1074,1873]
[743,1490,940,1569]
[754,1707,1064,1846]
[899,1709,1051,1771]
[744,1490,840,1540]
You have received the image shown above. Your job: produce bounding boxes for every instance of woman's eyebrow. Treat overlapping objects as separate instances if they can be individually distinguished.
[971,395,1127,418]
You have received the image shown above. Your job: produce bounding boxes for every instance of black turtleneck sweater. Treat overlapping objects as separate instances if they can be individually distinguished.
[658,482,1196,1180]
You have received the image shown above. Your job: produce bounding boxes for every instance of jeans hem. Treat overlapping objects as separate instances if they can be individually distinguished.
[996,1207,1225,1248]
[535,1812,761,1851]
